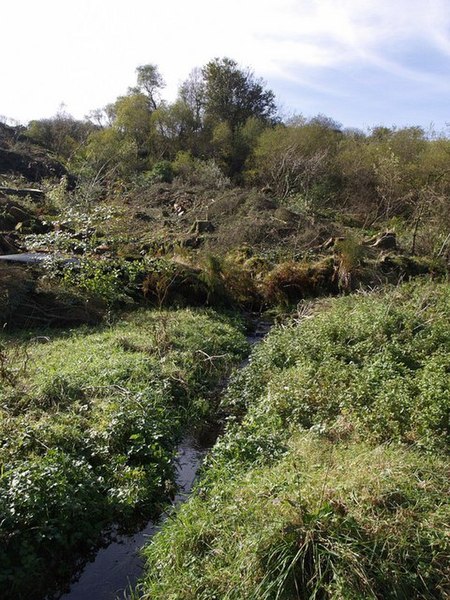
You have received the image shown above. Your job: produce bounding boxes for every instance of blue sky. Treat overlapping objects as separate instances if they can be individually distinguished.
[1,0,449,132]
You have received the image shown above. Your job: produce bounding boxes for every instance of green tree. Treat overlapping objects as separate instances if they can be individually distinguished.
[131,64,165,111]
[178,67,205,131]
[113,93,153,149]
[202,57,277,132]
[199,58,278,176]
[26,107,94,161]
[151,100,203,159]
[80,127,139,178]
[252,117,341,200]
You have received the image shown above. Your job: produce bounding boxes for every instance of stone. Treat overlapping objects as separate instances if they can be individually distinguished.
[191,220,215,234]
[371,231,397,250]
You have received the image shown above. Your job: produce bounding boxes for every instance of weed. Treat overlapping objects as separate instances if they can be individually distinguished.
[0,308,248,599]
[138,280,450,600]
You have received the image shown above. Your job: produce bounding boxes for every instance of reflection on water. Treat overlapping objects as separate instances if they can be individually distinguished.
[58,322,270,600]
[59,439,205,600]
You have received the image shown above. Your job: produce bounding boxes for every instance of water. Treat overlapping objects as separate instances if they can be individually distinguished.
[0,253,78,265]
[58,322,271,600]
[59,439,206,600]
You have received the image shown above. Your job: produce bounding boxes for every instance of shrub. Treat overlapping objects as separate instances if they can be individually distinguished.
[147,160,174,183]
[0,450,108,598]
[263,258,336,306]
[0,308,248,599]
[172,151,231,189]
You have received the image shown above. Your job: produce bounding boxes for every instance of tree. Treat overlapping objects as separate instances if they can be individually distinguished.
[113,93,153,149]
[80,64,166,177]
[178,67,205,131]
[202,57,277,132]
[132,64,165,111]
[26,106,94,161]
[150,100,198,159]
[252,118,341,200]
[80,127,140,179]
[199,58,278,177]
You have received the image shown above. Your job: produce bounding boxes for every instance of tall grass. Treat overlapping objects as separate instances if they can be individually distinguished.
[137,280,450,600]
[0,308,248,599]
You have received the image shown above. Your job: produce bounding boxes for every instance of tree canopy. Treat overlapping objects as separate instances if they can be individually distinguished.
[202,57,277,131]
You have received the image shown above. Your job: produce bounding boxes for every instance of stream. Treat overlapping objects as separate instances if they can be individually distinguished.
[0,252,79,265]
[58,438,207,600]
[57,320,270,600]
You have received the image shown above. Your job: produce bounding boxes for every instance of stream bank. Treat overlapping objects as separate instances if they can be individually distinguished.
[56,319,271,600]
[58,438,207,600]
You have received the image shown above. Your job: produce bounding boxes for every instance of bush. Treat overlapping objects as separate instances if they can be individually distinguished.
[0,308,248,599]
[172,151,230,189]
[137,279,450,600]
[263,258,336,306]
[0,450,108,598]
[148,160,174,183]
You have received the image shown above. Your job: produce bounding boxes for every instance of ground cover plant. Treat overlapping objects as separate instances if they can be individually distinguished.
[0,308,248,599]
[1,59,450,600]
[138,279,450,600]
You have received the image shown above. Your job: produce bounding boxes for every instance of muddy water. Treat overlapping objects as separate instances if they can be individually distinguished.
[59,439,206,600]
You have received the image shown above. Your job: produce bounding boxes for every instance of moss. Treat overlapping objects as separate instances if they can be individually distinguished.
[378,254,447,278]
[262,258,336,306]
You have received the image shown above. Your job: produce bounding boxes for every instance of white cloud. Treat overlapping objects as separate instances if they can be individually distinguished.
[242,0,450,84]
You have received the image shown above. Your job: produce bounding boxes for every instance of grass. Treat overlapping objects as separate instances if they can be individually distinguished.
[0,307,248,599]
[140,436,449,600]
[136,279,450,600]
[220,279,450,454]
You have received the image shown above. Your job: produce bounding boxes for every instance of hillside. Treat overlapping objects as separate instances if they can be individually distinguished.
[0,126,446,328]
[0,61,449,599]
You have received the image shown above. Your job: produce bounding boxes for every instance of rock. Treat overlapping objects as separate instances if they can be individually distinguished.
[0,196,49,233]
[273,207,300,224]
[0,147,70,183]
[371,231,397,250]
[0,186,44,200]
[94,244,111,254]
[191,220,215,234]
[0,233,20,254]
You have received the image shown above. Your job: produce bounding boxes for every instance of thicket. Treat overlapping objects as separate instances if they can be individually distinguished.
[1,61,448,318]
[138,280,450,599]
[17,60,450,261]
[0,309,248,599]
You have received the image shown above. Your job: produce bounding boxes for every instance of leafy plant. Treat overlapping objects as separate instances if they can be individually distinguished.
[0,308,248,599]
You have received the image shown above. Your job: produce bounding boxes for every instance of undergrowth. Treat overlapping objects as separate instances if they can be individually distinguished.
[137,279,450,600]
[0,308,248,599]
[140,436,449,600]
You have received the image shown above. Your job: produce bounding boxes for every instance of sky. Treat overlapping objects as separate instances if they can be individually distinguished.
[1,0,449,131]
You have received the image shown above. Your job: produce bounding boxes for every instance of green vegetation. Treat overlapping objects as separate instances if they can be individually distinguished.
[2,59,450,306]
[138,280,449,599]
[1,58,450,600]
[0,309,248,599]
